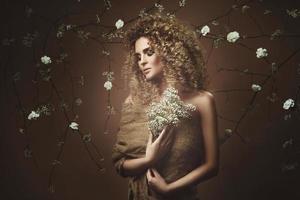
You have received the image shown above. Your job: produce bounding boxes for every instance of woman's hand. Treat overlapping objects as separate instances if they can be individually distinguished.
[146,168,171,195]
[145,125,174,166]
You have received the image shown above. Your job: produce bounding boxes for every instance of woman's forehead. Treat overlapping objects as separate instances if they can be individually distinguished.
[134,37,151,53]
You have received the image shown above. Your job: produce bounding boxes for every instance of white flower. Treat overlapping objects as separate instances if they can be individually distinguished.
[242,5,250,13]
[264,10,272,15]
[115,19,124,29]
[104,81,113,90]
[227,31,240,43]
[283,98,295,110]
[286,9,300,18]
[282,138,293,148]
[69,122,79,130]
[224,128,232,134]
[28,111,40,120]
[56,31,63,38]
[146,87,196,138]
[251,84,262,92]
[256,48,268,58]
[179,0,186,7]
[66,24,72,30]
[200,25,210,36]
[75,98,83,106]
[41,55,52,64]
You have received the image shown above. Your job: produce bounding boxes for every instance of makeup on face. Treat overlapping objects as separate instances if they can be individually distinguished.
[134,37,164,81]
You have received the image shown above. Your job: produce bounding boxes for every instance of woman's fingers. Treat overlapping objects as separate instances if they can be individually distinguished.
[147,133,153,146]
[155,126,167,144]
[147,169,154,183]
[155,125,173,145]
[151,168,161,178]
[158,126,174,147]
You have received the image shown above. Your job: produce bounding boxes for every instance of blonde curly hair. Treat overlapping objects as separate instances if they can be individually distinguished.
[122,11,208,105]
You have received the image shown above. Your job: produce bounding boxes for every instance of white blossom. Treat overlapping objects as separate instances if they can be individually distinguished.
[256,48,268,58]
[66,24,72,30]
[75,98,83,106]
[154,3,164,12]
[28,111,40,120]
[69,122,79,130]
[104,81,113,90]
[41,55,52,64]
[115,19,124,29]
[242,5,250,13]
[264,10,272,15]
[102,50,110,56]
[227,31,240,43]
[286,9,300,18]
[283,98,295,110]
[282,138,293,148]
[146,87,196,138]
[19,128,24,134]
[224,129,233,137]
[179,0,186,7]
[251,84,262,92]
[200,25,210,36]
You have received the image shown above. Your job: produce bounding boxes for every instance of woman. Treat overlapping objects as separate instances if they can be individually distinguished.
[112,12,219,200]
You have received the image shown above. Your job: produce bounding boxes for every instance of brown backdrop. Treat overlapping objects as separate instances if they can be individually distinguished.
[1,0,300,199]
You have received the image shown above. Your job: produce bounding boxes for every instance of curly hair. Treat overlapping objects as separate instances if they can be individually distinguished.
[122,11,208,105]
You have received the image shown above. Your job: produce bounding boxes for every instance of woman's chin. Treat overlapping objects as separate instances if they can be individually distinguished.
[144,74,153,81]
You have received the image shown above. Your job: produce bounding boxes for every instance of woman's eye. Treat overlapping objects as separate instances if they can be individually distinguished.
[135,55,141,61]
[147,49,154,56]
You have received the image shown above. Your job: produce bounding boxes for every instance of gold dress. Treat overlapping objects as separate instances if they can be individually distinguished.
[112,101,204,200]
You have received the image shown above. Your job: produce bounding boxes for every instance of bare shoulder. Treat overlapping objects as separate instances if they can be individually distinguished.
[192,90,216,112]
[195,90,214,101]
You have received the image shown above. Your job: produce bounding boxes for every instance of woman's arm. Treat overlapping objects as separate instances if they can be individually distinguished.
[147,91,219,194]
[119,94,150,176]
[121,157,151,177]
[122,126,174,177]
[121,95,175,177]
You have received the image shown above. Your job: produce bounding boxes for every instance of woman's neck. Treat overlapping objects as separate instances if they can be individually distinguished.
[152,78,168,96]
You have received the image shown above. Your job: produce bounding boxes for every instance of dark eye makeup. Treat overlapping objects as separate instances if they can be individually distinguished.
[134,47,155,61]
[146,48,154,56]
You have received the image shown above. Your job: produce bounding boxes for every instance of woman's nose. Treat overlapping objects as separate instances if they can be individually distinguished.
[140,54,147,66]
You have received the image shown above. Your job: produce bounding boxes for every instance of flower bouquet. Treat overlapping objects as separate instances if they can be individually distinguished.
[146,87,196,139]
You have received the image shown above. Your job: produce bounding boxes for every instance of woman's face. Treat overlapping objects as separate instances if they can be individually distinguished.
[134,37,164,81]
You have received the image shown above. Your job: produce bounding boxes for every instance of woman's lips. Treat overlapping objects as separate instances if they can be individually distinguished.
[143,68,151,74]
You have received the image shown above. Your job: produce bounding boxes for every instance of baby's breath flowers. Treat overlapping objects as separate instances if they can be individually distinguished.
[146,87,196,138]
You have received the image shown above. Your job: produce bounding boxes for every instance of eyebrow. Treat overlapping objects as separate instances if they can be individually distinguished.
[134,47,151,56]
